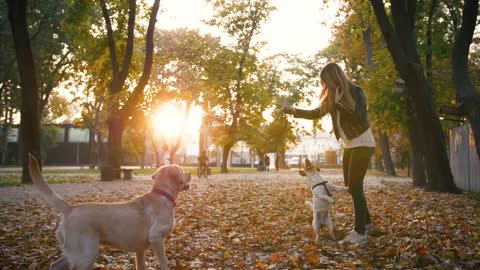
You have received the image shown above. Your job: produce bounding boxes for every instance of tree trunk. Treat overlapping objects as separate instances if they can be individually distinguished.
[169,149,175,165]
[88,127,96,169]
[102,0,160,170]
[221,143,234,173]
[108,115,123,170]
[277,150,286,169]
[451,0,480,160]
[425,0,437,85]
[1,106,12,164]
[151,138,161,168]
[379,131,396,176]
[373,146,385,172]
[1,124,9,165]
[168,102,191,166]
[7,0,42,183]
[405,99,427,186]
[409,146,426,186]
[96,131,105,167]
[370,0,459,193]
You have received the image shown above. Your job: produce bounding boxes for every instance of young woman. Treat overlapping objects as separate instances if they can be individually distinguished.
[283,63,376,244]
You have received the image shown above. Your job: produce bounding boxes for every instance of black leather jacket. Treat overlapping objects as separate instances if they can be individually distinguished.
[293,86,370,140]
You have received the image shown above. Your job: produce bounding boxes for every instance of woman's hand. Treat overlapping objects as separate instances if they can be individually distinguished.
[282,105,296,115]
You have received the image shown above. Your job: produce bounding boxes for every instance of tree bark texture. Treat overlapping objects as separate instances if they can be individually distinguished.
[221,142,234,173]
[107,114,123,171]
[405,101,427,186]
[88,127,96,169]
[370,0,459,193]
[379,131,396,176]
[7,0,42,183]
[451,0,480,160]
[374,144,385,172]
[425,0,438,85]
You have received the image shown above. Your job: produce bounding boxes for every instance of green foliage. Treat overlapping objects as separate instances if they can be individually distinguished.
[206,0,276,52]
[122,126,146,164]
[321,0,461,137]
[43,92,75,123]
[1,0,72,121]
[247,53,322,154]
[201,0,275,159]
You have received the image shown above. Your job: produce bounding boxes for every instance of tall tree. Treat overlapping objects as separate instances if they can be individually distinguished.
[207,0,275,172]
[254,53,319,168]
[451,0,480,159]
[0,2,20,165]
[6,0,41,183]
[99,0,160,171]
[151,29,213,165]
[359,8,396,176]
[2,0,71,165]
[370,0,459,193]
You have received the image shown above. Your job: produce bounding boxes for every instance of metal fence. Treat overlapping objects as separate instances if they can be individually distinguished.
[450,124,480,192]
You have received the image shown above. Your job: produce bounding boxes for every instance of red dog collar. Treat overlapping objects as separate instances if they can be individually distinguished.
[151,188,176,206]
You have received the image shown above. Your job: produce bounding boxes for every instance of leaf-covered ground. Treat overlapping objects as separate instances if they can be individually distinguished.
[1,170,479,269]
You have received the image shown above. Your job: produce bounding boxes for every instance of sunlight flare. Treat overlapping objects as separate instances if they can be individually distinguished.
[150,103,202,138]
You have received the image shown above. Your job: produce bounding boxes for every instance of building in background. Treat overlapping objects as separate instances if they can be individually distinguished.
[0,126,341,168]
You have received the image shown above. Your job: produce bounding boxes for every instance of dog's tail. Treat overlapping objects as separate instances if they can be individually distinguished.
[305,200,313,210]
[28,154,71,214]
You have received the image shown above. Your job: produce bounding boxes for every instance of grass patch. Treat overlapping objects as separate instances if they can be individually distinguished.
[134,166,257,175]
[0,166,258,187]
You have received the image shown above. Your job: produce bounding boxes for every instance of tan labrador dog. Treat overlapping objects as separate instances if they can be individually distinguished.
[28,154,191,270]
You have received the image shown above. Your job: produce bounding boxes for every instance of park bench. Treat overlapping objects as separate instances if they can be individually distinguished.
[112,168,134,180]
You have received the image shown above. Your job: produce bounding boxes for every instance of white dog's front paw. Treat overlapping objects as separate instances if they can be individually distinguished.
[327,197,335,204]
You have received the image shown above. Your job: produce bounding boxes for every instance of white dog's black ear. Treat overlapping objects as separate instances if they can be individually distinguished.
[299,170,306,176]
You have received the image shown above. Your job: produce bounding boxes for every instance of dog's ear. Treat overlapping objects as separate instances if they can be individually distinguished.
[151,167,161,180]
[170,165,185,184]
[152,165,185,184]
[316,166,321,172]
[299,170,306,177]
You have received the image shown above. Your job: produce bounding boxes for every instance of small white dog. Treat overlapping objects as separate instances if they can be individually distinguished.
[28,154,191,270]
[300,159,348,243]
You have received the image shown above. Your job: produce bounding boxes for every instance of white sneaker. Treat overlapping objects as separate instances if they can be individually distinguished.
[343,231,367,244]
[344,229,356,241]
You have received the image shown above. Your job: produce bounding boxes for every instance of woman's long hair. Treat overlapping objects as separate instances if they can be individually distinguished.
[319,63,356,112]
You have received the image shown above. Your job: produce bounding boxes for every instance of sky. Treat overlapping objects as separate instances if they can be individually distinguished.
[156,0,338,57]
[155,0,339,135]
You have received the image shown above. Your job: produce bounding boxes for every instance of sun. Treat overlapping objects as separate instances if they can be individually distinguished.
[150,103,202,138]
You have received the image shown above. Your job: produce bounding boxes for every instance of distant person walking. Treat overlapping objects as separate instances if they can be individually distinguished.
[197,150,209,178]
[283,62,376,244]
[275,154,279,172]
[264,154,270,171]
